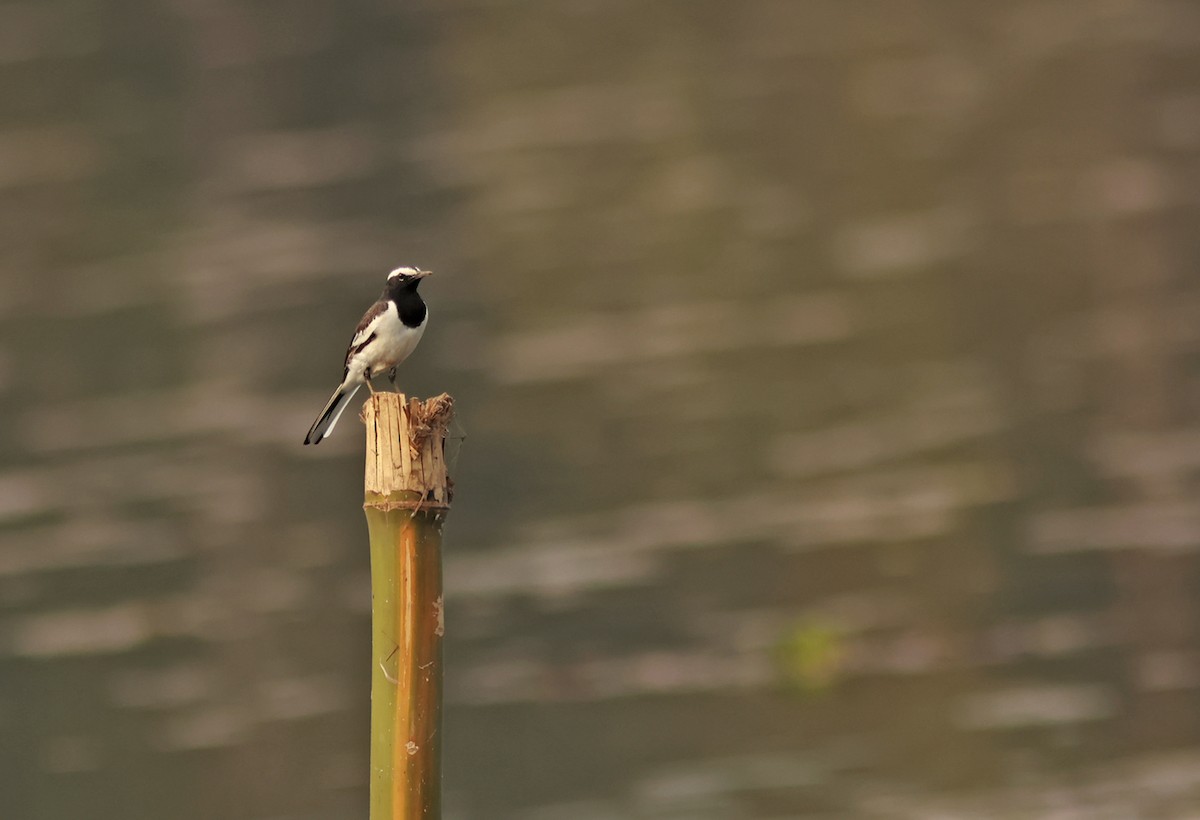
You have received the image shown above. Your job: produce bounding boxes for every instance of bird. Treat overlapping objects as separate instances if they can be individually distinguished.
[303,266,431,445]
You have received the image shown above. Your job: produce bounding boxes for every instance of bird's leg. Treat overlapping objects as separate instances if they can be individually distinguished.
[363,370,378,395]
[388,367,398,390]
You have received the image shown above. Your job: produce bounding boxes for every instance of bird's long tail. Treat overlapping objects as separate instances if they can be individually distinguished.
[304,383,362,444]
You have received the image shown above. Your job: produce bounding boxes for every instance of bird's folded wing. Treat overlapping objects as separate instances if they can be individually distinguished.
[344,299,389,365]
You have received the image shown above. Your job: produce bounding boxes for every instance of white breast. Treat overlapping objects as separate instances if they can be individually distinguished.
[347,303,427,381]
[376,305,427,366]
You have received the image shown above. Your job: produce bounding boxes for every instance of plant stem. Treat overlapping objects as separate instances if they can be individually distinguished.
[363,393,454,820]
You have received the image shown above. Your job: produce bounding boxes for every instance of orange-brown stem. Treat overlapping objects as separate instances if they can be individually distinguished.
[363,393,453,820]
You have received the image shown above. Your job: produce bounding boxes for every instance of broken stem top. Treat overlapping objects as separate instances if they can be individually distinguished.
[362,392,455,511]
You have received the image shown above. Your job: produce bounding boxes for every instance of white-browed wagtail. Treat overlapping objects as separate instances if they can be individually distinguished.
[303,266,431,445]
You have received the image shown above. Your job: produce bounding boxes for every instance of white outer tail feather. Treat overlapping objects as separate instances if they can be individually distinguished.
[305,383,362,444]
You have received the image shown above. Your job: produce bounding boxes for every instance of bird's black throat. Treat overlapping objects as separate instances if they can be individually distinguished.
[387,284,427,328]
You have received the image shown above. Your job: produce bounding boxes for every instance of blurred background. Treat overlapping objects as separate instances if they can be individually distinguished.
[2,1,1200,818]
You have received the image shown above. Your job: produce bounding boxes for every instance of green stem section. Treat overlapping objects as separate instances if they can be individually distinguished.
[367,503,444,820]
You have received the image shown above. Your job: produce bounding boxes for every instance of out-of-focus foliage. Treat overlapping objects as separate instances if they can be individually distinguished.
[778,620,845,694]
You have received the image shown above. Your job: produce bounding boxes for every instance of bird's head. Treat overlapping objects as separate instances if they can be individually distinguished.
[386,266,432,291]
